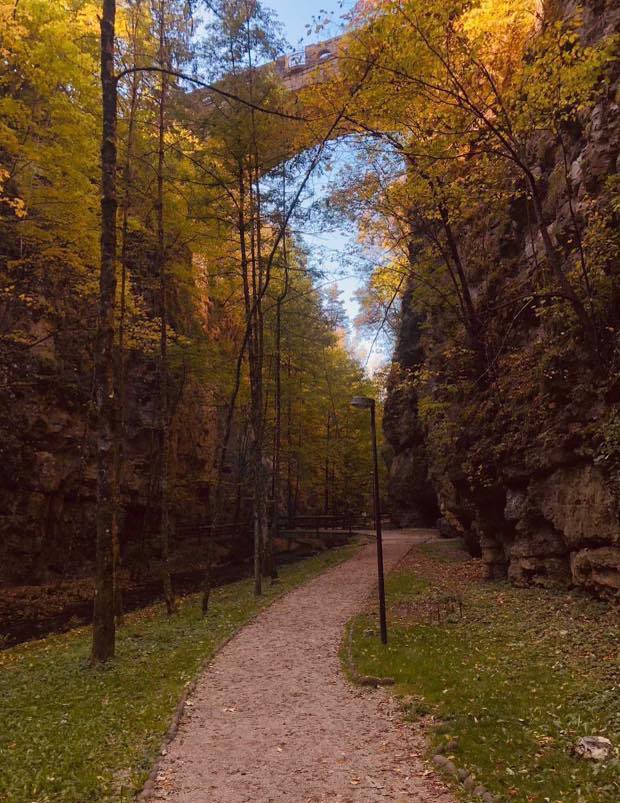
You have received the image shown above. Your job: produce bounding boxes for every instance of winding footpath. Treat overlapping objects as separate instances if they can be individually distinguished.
[146,531,455,802]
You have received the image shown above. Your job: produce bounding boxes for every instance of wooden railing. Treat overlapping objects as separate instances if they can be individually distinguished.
[281,514,353,534]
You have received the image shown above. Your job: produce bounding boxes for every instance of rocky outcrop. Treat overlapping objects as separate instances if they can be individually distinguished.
[504,464,620,589]
[0,238,219,585]
[384,0,620,596]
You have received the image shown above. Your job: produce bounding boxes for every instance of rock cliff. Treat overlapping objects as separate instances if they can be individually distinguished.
[383,290,439,527]
[0,237,218,585]
[384,0,620,596]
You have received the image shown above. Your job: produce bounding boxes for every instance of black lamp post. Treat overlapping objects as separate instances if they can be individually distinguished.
[351,395,387,645]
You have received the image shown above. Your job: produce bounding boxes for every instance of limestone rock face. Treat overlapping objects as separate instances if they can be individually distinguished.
[383,0,620,596]
[0,363,217,585]
[571,547,620,593]
[504,489,527,523]
[0,238,217,585]
[501,465,620,591]
[387,447,439,526]
[533,466,619,549]
[383,290,439,527]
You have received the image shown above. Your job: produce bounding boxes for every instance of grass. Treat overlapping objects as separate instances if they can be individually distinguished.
[0,544,358,803]
[346,540,620,803]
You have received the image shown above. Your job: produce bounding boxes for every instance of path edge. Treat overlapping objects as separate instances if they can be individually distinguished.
[340,537,419,688]
[134,544,364,801]
[339,533,458,803]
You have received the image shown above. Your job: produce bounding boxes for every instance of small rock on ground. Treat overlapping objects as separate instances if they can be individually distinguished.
[574,736,614,761]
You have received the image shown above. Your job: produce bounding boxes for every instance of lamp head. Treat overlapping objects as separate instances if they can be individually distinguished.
[350,396,374,409]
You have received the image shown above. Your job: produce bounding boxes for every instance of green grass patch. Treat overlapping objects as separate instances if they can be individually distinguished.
[0,545,358,803]
[347,553,620,803]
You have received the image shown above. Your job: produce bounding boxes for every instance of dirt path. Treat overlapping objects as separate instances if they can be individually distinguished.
[146,531,455,803]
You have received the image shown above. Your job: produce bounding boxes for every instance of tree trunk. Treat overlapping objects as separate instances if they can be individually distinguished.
[269,251,289,579]
[286,355,294,527]
[202,335,249,614]
[91,0,117,665]
[113,11,142,629]
[156,0,175,616]
[248,249,267,593]
[324,411,331,516]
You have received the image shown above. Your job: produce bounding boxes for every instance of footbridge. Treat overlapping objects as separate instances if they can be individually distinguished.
[189,33,347,114]
[272,35,343,92]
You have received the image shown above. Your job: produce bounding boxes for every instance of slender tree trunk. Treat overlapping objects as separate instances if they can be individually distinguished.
[236,162,264,596]
[439,210,478,333]
[251,183,268,585]
[286,354,294,527]
[293,411,303,522]
[248,270,267,591]
[269,264,289,578]
[202,334,249,614]
[245,23,270,592]
[156,0,175,615]
[113,15,142,628]
[324,410,331,516]
[268,171,291,580]
[342,417,351,529]
[250,388,266,593]
[268,295,282,579]
[92,0,117,665]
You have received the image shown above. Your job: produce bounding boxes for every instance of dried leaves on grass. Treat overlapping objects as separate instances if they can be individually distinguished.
[348,540,620,803]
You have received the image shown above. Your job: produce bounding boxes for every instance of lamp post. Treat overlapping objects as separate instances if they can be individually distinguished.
[351,396,387,645]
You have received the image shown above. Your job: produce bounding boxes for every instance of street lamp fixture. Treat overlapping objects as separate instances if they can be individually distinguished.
[351,395,388,645]
[350,396,373,409]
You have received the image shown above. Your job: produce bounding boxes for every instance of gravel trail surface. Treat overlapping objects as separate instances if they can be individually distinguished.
[147,531,455,803]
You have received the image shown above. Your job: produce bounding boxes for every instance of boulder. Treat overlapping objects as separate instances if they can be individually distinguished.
[508,556,570,588]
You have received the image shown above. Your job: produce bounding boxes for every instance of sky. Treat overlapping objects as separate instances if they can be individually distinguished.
[266,0,357,48]
[263,0,388,372]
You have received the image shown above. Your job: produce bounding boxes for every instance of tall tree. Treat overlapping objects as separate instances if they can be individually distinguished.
[154,0,176,615]
[92,0,118,664]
